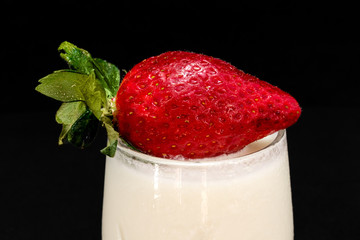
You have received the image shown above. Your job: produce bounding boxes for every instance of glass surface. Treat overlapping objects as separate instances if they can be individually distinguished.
[102,130,293,240]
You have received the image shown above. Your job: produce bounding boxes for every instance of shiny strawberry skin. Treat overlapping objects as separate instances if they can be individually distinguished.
[115,51,301,159]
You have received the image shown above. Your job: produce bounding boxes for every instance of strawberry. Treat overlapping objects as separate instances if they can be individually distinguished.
[115,51,301,159]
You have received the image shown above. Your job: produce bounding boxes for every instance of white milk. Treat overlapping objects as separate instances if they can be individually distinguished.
[102,130,293,240]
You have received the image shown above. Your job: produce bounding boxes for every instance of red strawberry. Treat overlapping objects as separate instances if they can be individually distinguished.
[115,51,300,159]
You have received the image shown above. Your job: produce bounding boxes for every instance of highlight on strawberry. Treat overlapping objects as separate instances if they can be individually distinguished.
[36,42,301,159]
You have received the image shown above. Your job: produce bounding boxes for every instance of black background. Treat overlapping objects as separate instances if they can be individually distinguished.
[2,2,359,239]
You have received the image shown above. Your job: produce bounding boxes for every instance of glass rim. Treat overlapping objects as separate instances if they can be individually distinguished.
[116,130,286,167]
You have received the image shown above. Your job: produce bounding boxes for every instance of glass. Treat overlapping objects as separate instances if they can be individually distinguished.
[102,130,293,240]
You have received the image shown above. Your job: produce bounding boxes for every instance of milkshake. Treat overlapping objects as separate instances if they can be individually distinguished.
[102,130,293,240]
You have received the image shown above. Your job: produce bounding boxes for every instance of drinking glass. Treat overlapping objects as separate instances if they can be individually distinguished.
[102,130,293,240]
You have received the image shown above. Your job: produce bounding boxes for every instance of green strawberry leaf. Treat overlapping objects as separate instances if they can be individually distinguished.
[81,70,107,120]
[35,70,87,102]
[36,70,107,120]
[36,41,124,157]
[58,41,94,75]
[66,108,99,148]
[58,41,120,98]
[100,117,119,157]
[56,101,87,145]
[93,58,121,98]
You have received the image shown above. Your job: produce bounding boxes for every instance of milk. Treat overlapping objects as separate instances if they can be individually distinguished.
[102,130,293,240]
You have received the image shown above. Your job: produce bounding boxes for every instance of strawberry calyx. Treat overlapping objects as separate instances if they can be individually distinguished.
[36,41,123,157]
